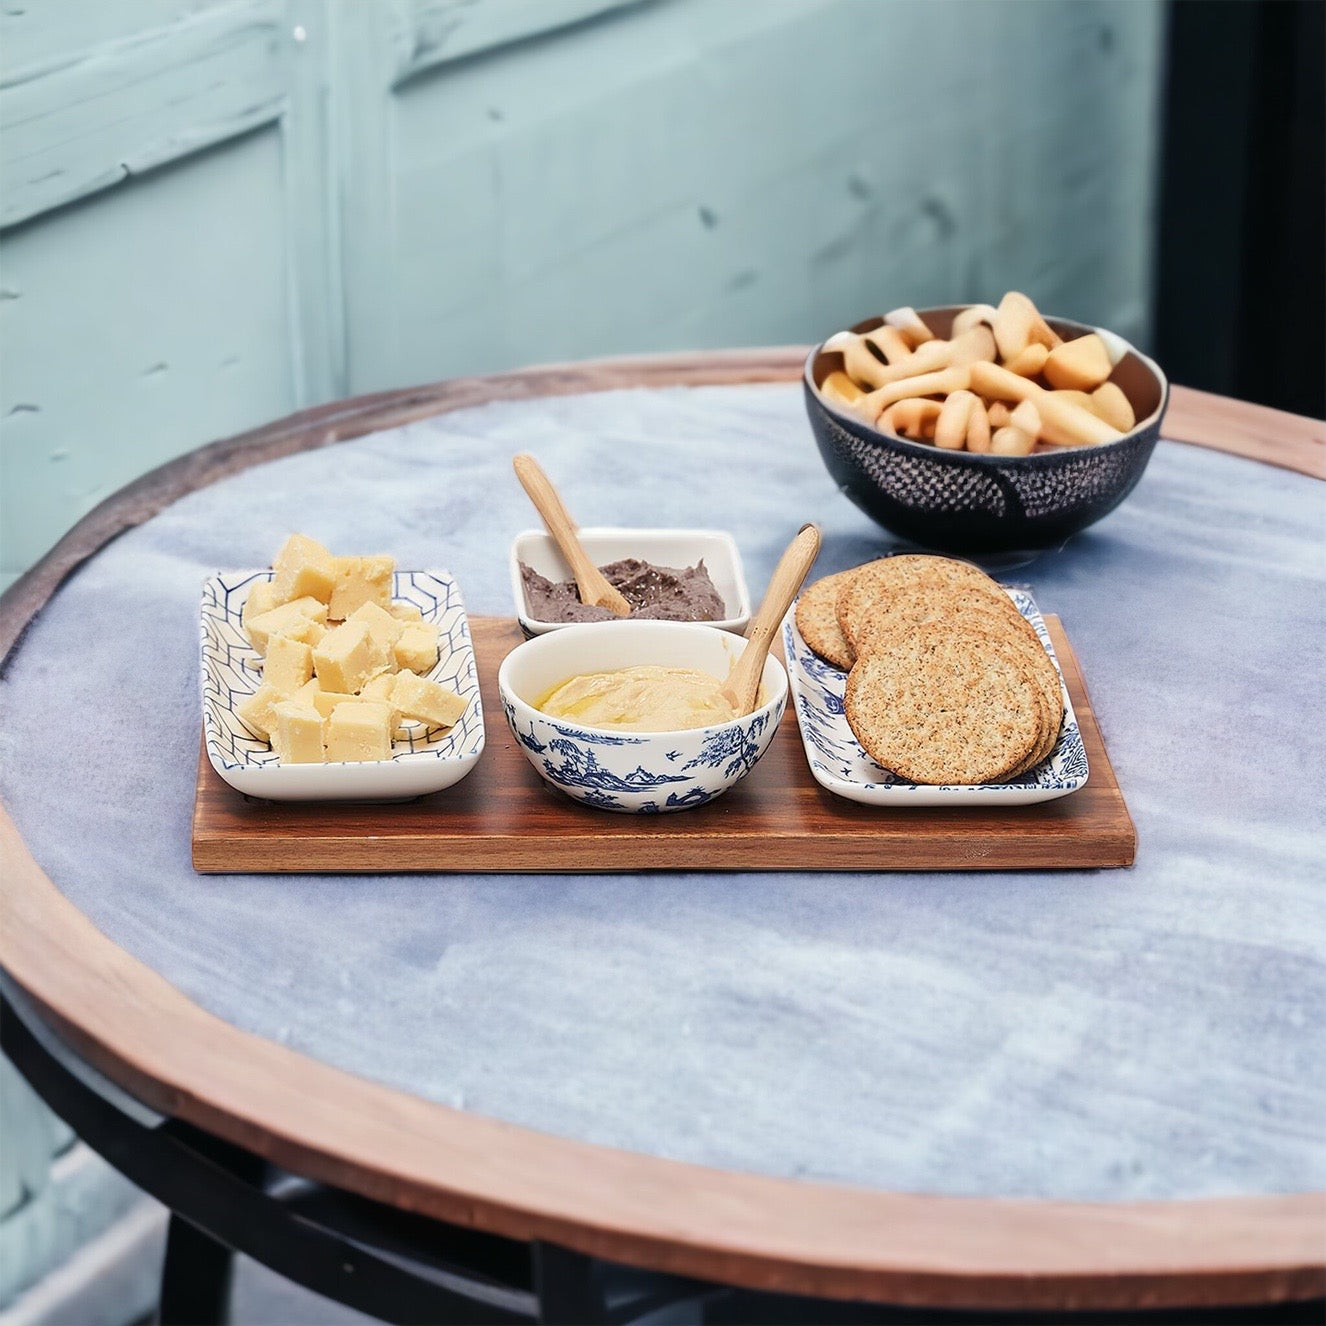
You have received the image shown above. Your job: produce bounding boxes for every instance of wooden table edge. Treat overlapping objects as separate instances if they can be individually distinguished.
[2,353,1322,1308]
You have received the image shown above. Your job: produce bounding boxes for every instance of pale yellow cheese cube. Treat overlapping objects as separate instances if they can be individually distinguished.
[328,555,394,620]
[390,672,466,728]
[236,683,285,740]
[312,620,380,694]
[271,533,338,605]
[263,635,314,696]
[241,580,281,635]
[351,599,406,639]
[271,701,325,764]
[349,601,405,670]
[325,701,394,763]
[388,601,424,623]
[393,621,439,674]
[359,672,402,726]
[245,597,328,655]
[307,688,357,719]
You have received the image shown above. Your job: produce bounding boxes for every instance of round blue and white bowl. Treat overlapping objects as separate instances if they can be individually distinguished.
[497,620,787,814]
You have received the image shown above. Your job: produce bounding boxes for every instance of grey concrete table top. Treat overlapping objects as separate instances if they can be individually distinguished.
[1,381,1323,1205]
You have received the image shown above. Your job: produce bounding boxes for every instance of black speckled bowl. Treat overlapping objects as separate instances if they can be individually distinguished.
[803,307,1169,553]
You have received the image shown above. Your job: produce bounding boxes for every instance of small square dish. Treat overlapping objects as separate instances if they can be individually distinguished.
[510,527,751,636]
[201,570,484,801]
[783,587,1088,806]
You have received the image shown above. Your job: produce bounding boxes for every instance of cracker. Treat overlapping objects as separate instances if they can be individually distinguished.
[851,582,1034,657]
[794,569,858,669]
[845,625,1043,785]
[835,555,999,649]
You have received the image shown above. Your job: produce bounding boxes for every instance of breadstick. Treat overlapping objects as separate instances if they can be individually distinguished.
[952,303,997,337]
[965,398,992,453]
[1091,381,1135,431]
[1009,399,1042,439]
[992,425,1035,456]
[883,306,936,345]
[1043,333,1112,392]
[969,362,1122,446]
[863,325,915,365]
[947,325,997,367]
[1003,342,1049,378]
[858,366,973,423]
[934,390,977,450]
[880,398,943,440]
[824,333,950,392]
[821,370,866,406]
[993,291,1062,360]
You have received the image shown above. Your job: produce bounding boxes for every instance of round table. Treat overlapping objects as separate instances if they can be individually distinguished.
[1,351,1323,1322]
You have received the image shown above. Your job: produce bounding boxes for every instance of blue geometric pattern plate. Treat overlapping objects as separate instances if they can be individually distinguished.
[201,570,484,801]
[782,588,1088,807]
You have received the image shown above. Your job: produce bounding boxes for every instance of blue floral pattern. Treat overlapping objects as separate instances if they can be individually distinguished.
[503,688,785,814]
[781,588,1089,807]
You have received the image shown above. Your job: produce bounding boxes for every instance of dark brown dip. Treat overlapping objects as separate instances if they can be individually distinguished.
[520,558,726,623]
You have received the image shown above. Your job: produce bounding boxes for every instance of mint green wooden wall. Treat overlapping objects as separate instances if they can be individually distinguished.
[1,0,1164,595]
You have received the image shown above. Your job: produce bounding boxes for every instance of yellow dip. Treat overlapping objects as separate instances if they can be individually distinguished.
[537,664,736,732]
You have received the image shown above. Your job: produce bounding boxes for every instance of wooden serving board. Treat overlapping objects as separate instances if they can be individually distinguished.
[192,616,1135,874]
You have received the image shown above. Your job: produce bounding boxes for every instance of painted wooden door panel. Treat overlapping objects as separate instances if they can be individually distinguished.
[0,0,328,591]
[1,0,1164,584]
[349,0,1163,391]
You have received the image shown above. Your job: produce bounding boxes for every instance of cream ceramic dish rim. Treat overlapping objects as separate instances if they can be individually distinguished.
[509,526,752,635]
[200,568,485,801]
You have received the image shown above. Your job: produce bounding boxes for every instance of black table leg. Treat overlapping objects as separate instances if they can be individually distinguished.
[158,1213,237,1326]
[533,1242,605,1325]
[155,1121,267,1326]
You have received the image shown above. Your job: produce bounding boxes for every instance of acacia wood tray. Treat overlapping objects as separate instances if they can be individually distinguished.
[192,615,1135,874]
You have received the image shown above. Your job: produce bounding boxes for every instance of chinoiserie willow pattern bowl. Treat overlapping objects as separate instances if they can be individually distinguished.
[497,620,787,813]
[804,307,1169,553]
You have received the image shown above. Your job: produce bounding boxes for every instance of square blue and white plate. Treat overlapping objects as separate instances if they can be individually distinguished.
[201,569,484,801]
[782,587,1088,807]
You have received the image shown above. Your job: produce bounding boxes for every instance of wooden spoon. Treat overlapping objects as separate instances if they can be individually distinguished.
[723,523,822,717]
[512,453,631,617]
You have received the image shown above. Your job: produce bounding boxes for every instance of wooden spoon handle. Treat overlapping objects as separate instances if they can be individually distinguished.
[512,453,631,616]
[726,523,822,717]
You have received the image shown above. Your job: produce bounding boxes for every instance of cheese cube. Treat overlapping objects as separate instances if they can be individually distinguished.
[241,579,281,635]
[325,701,394,763]
[271,534,338,605]
[359,672,402,725]
[307,688,357,719]
[328,555,394,620]
[312,620,380,694]
[390,672,466,728]
[349,600,406,665]
[271,701,325,764]
[393,621,439,674]
[263,635,314,695]
[245,597,328,655]
[236,683,285,740]
[389,601,424,623]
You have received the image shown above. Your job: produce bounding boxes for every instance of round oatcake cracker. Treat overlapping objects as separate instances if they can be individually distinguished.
[850,582,1036,657]
[835,555,1002,650]
[844,624,1044,785]
[794,569,858,669]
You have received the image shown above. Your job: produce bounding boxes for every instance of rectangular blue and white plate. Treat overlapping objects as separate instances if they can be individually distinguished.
[201,569,484,801]
[782,587,1088,807]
